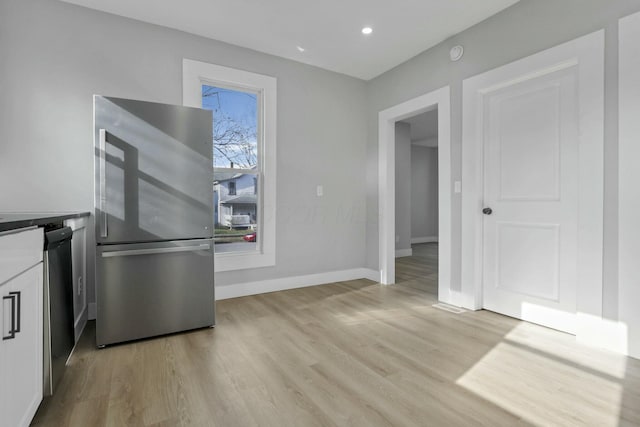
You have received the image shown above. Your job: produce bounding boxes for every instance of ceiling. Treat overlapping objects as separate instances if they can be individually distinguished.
[60,0,520,80]
[402,110,438,147]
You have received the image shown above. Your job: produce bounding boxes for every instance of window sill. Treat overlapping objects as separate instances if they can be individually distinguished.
[214,251,275,272]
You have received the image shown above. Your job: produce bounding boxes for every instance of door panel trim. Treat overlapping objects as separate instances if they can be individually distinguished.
[460,30,604,330]
[494,222,561,302]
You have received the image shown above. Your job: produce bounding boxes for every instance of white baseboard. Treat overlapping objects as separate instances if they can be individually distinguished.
[88,302,97,320]
[576,313,629,356]
[441,290,480,311]
[363,268,381,282]
[85,268,382,317]
[411,236,438,244]
[216,268,381,300]
[395,248,413,258]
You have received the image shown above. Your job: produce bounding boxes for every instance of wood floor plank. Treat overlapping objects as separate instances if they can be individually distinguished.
[32,243,640,426]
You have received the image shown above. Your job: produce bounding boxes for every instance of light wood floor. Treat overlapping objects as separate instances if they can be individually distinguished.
[34,243,640,426]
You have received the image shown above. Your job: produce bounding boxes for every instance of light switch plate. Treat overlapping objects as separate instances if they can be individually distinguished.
[454,181,462,193]
[317,185,323,197]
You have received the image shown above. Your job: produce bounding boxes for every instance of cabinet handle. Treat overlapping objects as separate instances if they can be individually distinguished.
[9,291,20,333]
[2,294,16,340]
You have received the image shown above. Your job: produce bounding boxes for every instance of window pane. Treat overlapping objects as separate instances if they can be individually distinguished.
[202,85,258,169]
[213,172,259,253]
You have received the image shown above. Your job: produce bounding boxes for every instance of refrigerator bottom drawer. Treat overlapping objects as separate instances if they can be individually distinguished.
[96,240,215,346]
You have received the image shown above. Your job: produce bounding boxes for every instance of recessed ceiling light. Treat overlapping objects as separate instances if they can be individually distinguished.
[362,27,373,35]
[296,46,305,52]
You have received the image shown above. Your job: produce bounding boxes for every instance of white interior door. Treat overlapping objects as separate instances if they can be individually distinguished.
[482,67,579,334]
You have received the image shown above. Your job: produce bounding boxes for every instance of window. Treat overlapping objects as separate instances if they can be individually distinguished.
[184,59,276,271]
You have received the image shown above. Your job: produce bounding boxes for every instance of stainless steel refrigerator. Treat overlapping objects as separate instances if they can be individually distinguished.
[94,95,215,347]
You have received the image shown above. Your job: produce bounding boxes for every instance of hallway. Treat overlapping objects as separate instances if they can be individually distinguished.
[395,242,438,295]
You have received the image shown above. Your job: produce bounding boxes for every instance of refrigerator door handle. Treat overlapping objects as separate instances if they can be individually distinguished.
[99,128,108,238]
[101,243,211,258]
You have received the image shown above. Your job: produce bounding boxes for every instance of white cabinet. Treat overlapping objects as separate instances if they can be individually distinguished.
[0,228,43,427]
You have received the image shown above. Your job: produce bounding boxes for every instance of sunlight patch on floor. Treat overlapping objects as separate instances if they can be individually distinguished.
[504,321,629,380]
[456,323,626,426]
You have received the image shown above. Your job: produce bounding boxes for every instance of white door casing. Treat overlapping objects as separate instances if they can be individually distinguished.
[461,30,604,334]
[619,11,640,359]
[378,86,452,304]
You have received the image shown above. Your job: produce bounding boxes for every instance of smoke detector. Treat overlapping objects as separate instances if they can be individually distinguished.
[450,45,464,62]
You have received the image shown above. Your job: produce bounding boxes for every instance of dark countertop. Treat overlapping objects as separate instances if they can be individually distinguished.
[0,212,91,233]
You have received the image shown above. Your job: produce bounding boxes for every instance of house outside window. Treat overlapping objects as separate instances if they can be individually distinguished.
[184,59,276,272]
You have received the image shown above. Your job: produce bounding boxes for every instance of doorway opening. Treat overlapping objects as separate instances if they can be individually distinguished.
[394,110,439,295]
[378,86,453,304]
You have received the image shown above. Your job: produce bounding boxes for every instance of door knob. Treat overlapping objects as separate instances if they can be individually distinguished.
[482,207,493,215]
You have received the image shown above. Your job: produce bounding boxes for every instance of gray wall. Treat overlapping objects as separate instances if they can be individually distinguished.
[394,122,411,252]
[0,0,368,302]
[4,0,640,321]
[411,146,438,240]
[365,0,640,321]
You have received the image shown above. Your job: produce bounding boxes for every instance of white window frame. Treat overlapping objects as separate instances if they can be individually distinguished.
[183,59,276,271]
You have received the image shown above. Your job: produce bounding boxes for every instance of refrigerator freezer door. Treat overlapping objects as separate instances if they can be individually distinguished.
[94,96,214,244]
[96,239,215,346]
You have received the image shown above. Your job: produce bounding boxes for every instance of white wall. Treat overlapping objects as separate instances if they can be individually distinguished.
[365,0,640,324]
[0,0,368,302]
[394,122,411,253]
[411,146,438,241]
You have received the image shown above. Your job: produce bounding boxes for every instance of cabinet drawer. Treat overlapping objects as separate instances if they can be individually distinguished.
[0,228,43,285]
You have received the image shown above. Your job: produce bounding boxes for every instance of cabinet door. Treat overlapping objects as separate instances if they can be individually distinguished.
[0,282,6,427]
[1,263,43,427]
